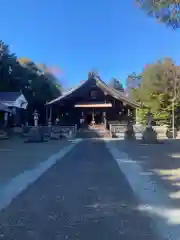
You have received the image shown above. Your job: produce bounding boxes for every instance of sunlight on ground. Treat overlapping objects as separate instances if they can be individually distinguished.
[154,168,180,200]
[172,182,180,187]
[137,204,180,225]
[154,168,180,181]
[169,191,180,199]
[116,158,139,164]
[169,153,180,159]
[86,202,128,210]
[86,202,180,225]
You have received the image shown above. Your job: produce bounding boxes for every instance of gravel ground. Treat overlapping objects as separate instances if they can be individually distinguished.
[0,139,158,239]
[0,137,71,185]
[118,139,180,193]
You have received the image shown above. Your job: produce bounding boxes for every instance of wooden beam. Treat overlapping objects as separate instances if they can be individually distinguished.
[74,103,112,108]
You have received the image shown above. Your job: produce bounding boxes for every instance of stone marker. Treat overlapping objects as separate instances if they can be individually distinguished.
[24,127,46,143]
[125,121,136,140]
[50,126,61,140]
[0,130,8,140]
[166,127,177,139]
[142,111,158,143]
[50,130,60,140]
[21,126,31,137]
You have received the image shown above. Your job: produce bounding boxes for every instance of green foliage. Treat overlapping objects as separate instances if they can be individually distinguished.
[136,108,149,125]
[128,57,180,127]
[136,0,180,28]
[0,41,62,105]
[126,72,141,99]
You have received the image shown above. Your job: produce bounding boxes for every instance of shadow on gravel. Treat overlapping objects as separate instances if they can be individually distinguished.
[119,138,180,225]
[0,139,156,240]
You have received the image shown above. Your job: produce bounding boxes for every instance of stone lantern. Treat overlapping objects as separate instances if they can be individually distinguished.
[55,116,60,125]
[147,111,153,128]
[33,110,39,127]
[142,110,158,143]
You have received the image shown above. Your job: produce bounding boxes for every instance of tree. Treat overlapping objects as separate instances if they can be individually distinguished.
[0,40,63,108]
[129,58,180,126]
[18,60,62,105]
[136,0,180,28]
[109,78,124,92]
[0,41,18,91]
[38,63,62,93]
[126,72,141,98]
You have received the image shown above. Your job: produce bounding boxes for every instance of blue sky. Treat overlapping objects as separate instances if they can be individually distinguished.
[1,0,180,88]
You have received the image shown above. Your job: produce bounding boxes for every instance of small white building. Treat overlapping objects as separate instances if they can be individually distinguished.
[0,92,28,127]
[0,92,28,109]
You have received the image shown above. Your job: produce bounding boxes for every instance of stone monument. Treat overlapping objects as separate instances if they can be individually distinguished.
[125,120,136,140]
[50,126,61,140]
[142,111,158,143]
[24,111,46,143]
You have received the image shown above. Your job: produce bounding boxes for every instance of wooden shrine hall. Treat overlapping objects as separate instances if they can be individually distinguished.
[46,72,140,129]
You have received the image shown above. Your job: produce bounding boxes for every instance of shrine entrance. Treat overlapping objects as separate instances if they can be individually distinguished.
[78,108,108,138]
[85,110,103,126]
[86,113,92,125]
[75,103,110,129]
[94,111,102,124]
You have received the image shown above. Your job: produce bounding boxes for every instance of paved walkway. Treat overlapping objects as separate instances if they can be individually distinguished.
[0,139,157,239]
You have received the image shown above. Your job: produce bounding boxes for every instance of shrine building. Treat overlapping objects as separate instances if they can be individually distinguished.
[46,72,140,129]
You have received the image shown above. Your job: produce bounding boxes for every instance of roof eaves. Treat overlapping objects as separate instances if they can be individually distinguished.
[112,88,140,107]
[96,80,140,108]
[46,81,87,105]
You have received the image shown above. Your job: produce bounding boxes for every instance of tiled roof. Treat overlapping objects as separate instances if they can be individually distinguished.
[46,73,140,108]
[46,83,86,105]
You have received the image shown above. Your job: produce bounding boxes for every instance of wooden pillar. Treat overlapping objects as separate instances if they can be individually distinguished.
[46,106,48,124]
[103,111,107,129]
[135,108,138,124]
[50,107,52,120]
[92,108,95,126]
[48,107,52,126]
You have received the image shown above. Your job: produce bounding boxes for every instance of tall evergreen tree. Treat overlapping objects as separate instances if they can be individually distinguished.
[0,40,62,105]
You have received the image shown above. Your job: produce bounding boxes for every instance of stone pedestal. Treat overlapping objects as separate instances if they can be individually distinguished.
[166,128,177,139]
[142,111,158,143]
[50,131,60,140]
[24,127,46,143]
[0,130,8,140]
[142,127,158,143]
[125,122,136,140]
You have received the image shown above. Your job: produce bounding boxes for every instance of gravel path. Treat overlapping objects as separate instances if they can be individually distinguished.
[0,138,71,185]
[0,139,157,239]
[118,140,180,193]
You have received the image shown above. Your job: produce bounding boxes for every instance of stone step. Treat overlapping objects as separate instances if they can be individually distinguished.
[76,130,110,138]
